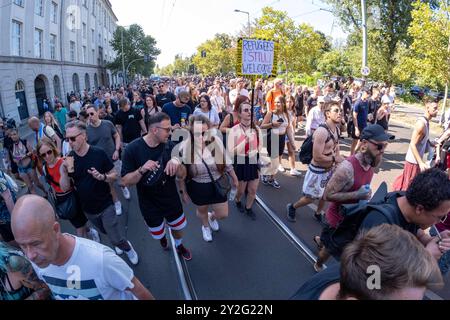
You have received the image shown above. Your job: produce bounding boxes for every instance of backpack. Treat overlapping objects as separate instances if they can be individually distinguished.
[298,124,338,165]
[325,183,404,260]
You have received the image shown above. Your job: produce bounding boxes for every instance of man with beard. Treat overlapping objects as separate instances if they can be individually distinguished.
[313,124,391,272]
[393,96,440,191]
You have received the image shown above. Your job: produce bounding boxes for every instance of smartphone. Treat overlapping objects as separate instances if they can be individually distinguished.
[277,118,284,123]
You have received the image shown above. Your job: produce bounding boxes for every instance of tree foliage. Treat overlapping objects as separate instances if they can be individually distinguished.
[323,0,438,84]
[192,33,236,76]
[108,24,161,78]
[252,7,330,76]
[394,0,450,90]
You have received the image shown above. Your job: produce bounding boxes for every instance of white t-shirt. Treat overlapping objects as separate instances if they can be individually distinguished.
[305,106,325,137]
[229,89,250,106]
[32,236,136,300]
[193,108,221,126]
[70,101,82,115]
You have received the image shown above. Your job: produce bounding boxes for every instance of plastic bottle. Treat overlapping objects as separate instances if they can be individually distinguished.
[358,185,371,206]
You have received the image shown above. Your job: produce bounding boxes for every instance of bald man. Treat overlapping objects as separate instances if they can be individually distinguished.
[11,195,154,300]
[28,116,61,151]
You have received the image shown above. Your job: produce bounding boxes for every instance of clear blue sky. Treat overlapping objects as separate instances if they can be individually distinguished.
[109,0,347,68]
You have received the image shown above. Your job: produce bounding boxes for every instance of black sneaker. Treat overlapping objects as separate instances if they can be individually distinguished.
[176,244,192,261]
[246,208,256,221]
[160,237,169,251]
[236,201,245,213]
[287,204,297,222]
[262,176,269,185]
[314,213,323,223]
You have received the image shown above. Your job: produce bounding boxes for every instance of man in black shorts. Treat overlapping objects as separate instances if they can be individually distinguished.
[121,112,192,261]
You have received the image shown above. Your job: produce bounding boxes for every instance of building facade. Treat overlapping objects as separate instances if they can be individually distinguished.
[0,0,119,123]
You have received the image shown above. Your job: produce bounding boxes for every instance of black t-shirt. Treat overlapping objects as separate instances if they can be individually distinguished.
[114,108,143,143]
[360,194,420,236]
[121,138,183,216]
[156,92,176,108]
[291,264,341,300]
[71,146,114,215]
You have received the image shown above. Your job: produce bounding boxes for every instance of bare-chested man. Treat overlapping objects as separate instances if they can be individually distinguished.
[287,102,345,223]
[313,124,391,272]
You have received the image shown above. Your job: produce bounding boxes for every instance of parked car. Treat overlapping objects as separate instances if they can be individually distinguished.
[410,86,425,99]
[394,86,405,96]
[428,89,440,99]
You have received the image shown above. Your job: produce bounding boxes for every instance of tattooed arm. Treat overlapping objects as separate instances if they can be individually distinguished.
[323,161,357,202]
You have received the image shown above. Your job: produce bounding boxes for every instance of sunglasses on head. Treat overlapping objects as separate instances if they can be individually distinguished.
[40,150,53,158]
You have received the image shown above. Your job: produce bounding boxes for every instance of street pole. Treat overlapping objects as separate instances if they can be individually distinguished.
[361,0,368,83]
[121,27,126,86]
[441,2,450,127]
[247,12,251,37]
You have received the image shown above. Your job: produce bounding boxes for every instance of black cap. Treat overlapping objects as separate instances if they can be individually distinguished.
[360,124,394,142]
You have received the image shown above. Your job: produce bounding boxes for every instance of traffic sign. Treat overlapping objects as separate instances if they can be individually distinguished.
[361,66,370,77]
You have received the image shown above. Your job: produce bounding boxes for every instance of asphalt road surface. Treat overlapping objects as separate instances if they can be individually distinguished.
[39,117,450,300]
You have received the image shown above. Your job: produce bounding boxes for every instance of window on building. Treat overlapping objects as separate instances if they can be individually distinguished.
[83,0,88,8]
[35,0,44,17]
[12,20,22,56]
[92,0,96,16]
[34,28,43,58]
[70,41,76,62]
[13,0,24,7]
[51,2,58,23]
[83,23,87,39]
[92,49,95,64]
[82,46,87,64]
[50,34,57,60]
[91,29,95,44]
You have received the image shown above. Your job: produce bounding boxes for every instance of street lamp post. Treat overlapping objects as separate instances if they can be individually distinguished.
[361,0,368,80]
[234,9,251,37]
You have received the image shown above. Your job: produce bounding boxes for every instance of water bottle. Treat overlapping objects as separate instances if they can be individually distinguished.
[229,188,237,202]
[358,185,371,206]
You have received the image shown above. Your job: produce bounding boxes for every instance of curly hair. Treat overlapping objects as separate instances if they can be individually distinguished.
[406,168,450,211]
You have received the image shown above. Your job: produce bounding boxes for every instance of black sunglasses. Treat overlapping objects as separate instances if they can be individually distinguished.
[368,140,386,151]
[40,150,53,158]
[67,133,82,142]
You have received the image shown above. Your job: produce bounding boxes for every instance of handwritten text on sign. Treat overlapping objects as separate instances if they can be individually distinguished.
[241,39,275,76]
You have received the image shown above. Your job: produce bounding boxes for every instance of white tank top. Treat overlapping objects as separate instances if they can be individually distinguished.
[405,117,429,164]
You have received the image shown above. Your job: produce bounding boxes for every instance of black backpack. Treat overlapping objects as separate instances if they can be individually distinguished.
[298,124,338,165]
[326,183,404,259]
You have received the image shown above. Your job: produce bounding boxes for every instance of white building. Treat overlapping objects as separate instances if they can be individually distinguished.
[0,0,119,123]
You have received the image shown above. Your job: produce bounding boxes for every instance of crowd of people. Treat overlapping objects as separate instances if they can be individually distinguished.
[0,74,449,300]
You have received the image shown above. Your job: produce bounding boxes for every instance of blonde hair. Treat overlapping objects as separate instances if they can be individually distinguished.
[339,224,443,300]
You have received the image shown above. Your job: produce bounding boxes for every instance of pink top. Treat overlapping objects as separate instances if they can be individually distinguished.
[326,156,374,228]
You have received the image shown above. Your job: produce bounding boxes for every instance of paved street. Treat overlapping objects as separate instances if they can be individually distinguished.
[53,117,448,300]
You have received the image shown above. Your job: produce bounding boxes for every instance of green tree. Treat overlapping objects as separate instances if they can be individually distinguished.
[323,0,437,84]
[252,7,329,79]
[192,33,236,75]
[317,49,353,76]
[108,24,161,79]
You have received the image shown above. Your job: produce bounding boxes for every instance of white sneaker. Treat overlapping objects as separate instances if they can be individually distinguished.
[115,201,122,216]
[126,242,139,265]
[121,187,131,200]
[290,169,302,177]
[202,226,213,242]
[88,228,100,243]
[278,165,285,173]
[208,212,220,232]
[115,247,124,255]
